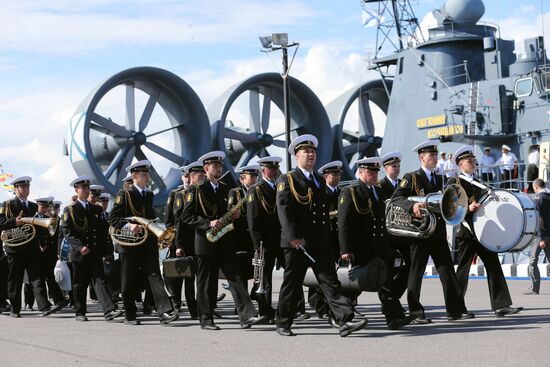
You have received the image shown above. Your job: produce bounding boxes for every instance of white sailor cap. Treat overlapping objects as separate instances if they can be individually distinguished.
[412,141,439,154]
[483,147,491,151]
[257,156,283,167]
[184,161,205,175]
[317,160,343,175]
[36,196,54,205]
[198,151,225,165]
[178,165,188,174]
[454,145,476,164]
[11,176,32,187]
[122,174,133,183]
[99,193,111,202]
[126,160,151,173]
[53,200,62,207]
[502,144,511,151]
[70,175,93,187]
[237,165,260,175]
[288,134,318,155]
[89,185,104,195]
[356,157,382,171]
[381,152,402,166]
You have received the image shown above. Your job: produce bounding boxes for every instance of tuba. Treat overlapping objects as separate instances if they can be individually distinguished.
[1,217,58,247]
[386,184,468,238]
[109,216,176,249]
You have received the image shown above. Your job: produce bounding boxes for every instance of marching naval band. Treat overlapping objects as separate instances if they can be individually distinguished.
[0,135,528,337]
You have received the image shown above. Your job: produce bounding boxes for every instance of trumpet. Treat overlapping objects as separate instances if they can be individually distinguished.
[252,241,266,294]
[1,216,58,247]
[109,216,176,249]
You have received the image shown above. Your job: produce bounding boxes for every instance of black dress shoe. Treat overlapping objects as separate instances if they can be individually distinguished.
[75,315,88,322]
[201,324,220,330]
[41,307,53,317]
[212,310,222,319]
[217,292,227,301]
[50,299,69,314]
[294,312,311,321]
[388,315,414,330]
[339,319,368,337]
[159,312,179,324]
[353,308,367,319]
[0,304,10,313]
[495,306,523,317]
[522,289,539,295]
[448,312,475,321]
[327,316,339,329]
[124,319,141,325]
[410,316,432,325]
[10,312,20,318]
[105,309,124,321]
[276,327,295,336]
[242,315,268,327]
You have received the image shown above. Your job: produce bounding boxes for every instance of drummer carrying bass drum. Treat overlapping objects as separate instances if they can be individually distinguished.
[447,145,522,317]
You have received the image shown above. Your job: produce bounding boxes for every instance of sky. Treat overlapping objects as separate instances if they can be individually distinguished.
[0,0,548,204]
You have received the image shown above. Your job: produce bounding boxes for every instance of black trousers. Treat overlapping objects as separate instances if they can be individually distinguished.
[104,259,121,301]
[481,173,493,183]
[407,239,467,317]
[250,250,277,318]
[455,236,512,310]
[527,164,539,193]
[7,252,51,313]
[72,260,116,316]
[388,237,411,300]
[196,254,256,325]
[120,252,173,320]
[0,255,8,306]
[43,257,65,305]
[276,247,354,329]
[164,258,197,317]
[501,169,513,189]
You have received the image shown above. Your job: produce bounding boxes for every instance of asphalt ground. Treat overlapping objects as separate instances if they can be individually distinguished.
[0,275,548,367]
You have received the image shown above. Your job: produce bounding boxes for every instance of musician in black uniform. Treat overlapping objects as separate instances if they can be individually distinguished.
[338,157,412,330]
[87,185,104,302]
[122,174,134,190]
[0,177,58,317]
[62,176,122,322]
[378,151,410,300]
[275,134,367,337]
[447,145,522,317]
[228,165,258,290]
[391,141,473,323]
[247,156,283,322]
[174,162,205,319]
[108,161,179,325]
[307,160,343,319]
[164,165,189,312]
[181,151,264,330]
[36,197,68,310]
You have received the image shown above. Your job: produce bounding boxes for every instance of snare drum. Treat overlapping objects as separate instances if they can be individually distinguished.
[472,189,539,252]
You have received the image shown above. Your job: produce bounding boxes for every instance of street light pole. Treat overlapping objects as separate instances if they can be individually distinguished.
[259,33,299,172]
[281,46,292,172]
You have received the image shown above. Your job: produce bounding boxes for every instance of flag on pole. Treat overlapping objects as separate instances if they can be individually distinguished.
[0,163,14,193]
[362,7,384,27]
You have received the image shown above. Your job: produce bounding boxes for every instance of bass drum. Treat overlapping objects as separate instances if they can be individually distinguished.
[473,189,539,252]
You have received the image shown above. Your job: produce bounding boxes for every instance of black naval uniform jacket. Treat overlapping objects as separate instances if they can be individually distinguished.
[174,188,196,256]
[62,201,109,263]
[378,177,401,201]
[0,198,39,255]
[276,169,331,249]
[108,186,158,255]
[338,181,387,265]
[391,168,446,240]
[246,178,281,252]
[326,186,341,259]
[446,175,483,241]
[33,213,55,259]
[181,179,234,256]
[228,185,253,253]
[165,186,184,228]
